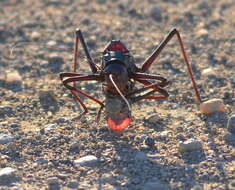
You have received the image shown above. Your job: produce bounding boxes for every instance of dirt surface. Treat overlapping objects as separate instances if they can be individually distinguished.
[0,0,235,189]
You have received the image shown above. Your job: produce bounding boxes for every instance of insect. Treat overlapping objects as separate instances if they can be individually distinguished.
[59,28,202,131]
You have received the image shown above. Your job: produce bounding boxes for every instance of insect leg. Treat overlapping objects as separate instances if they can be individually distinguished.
[59,72,83,80]
[96,103,105,123]
[75,29,97,73]
[62,74,103,105]
[61,74,104,118]
[141,28,201,103]
[131,72,170,87]
[128,80,169,103]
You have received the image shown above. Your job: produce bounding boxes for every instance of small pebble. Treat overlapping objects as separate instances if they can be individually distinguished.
[228,180,235,190]
[47,177,59,185]
[223,132,235,142]
[201,68,214,76]
[146,114,161,124]
[74,155,98,167]
[39,128,45,135]
[10,186,23,190]
[45,124,57,132]
[5,70,22,83]
[67,181,79,189]
[10,123,20,129]
[0,167,18,185]
[227,114,235,134]
[147,154,162,161]
[35,158,48,164]
[99,173,116,184]
[0,105,14,118]
[197,28,209,36]
[160,130,172,137]
[148,5,162,22]
[3,71,23,91]
[47,54,65,73]
[200,98,225,114]
[54,117,70,124]
[31,31,41,39]
[69,141,80,153]
[179,138,202,152]
[47,177,60,190]
[185,165,193,171]
[47,40,57,46]
[39,91,59,112]
[144,137,155,147]
[0,133,14,144]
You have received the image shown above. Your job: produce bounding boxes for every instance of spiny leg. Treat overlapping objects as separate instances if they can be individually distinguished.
[72,29,98,88]
[60,73,91,117]
[60,72,83,81]
[75,29,97,74]
[62,74,103,105]
[141,28,201,103]
[96,102,105,123]
[61,28,100,119]
[128,72,170,101]
[131,72,170,88]
[127,79,169,103]
[61,74,104,119]
[70,90,88,120]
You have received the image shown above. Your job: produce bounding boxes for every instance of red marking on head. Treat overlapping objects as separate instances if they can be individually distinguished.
[107,43,127,53]
[107,117,131,131]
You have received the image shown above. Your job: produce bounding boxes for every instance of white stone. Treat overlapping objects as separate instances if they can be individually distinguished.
[200,98,225,114]
[160,130,172,137]
[0,167,16,176]
[45,124,57,131]
[179,138,202,152]
[74,155,98,167]
[0,133,14,144]
[0,167,17,184]
[31,31,41,39]
[197,28,208,36]
[201,68,214,76]
[47,40,57,46]
[5,70,22,83]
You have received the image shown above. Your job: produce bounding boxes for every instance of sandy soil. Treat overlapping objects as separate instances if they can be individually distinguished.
[0,0,235,189]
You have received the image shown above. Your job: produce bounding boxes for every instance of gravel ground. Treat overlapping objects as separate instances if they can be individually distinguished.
[0,0,235,189]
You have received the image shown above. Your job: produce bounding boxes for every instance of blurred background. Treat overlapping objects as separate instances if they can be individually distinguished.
[0,0,234,189]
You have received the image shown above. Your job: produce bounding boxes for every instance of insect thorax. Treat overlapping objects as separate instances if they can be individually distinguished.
[102,50,137,73]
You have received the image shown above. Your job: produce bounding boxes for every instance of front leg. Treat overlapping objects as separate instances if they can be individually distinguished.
[60,72,104,119]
